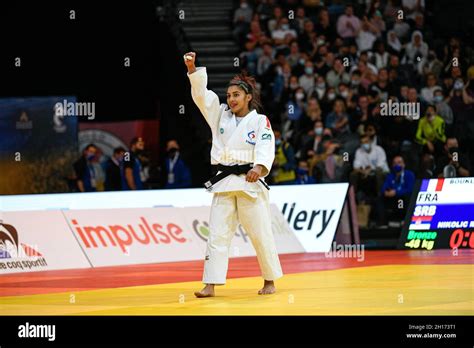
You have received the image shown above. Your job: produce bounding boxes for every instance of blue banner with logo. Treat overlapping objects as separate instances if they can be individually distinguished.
[0,97,78,194]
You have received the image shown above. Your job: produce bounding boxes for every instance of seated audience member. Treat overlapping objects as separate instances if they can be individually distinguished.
[376,156,415,227]
[350,133,389,202]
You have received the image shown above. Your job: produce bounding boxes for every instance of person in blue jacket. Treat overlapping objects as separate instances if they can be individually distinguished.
[73,144,99,192]
[376,155,415,226]
[294,160,316,185]
[121,137,145,190]
[164,139,192,189]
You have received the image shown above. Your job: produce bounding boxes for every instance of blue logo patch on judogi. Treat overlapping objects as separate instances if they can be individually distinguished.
[246,130,256,145]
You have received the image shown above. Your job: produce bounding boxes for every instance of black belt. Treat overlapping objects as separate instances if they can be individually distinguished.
[204,164,270,191]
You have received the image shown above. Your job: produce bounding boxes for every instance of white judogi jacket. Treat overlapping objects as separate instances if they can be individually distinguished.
[188,67,275,197]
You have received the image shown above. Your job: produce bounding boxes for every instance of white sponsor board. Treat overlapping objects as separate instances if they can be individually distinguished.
[269,204,307,254]
[182,204,304,258]
[182,206,255,257]
[62,207,203,267]
[0,189,212,212]
[62,204,303,267]
[270,184,349,252]
[0,211,90,274]
[1,183,349,253]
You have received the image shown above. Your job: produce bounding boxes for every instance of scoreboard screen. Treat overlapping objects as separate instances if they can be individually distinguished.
[398,177,474,250]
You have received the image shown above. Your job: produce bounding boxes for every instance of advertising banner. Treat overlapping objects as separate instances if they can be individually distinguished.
[62,207,202,267]
[0,97,78,194]
[0,211,90,274]
[1,183,350,253]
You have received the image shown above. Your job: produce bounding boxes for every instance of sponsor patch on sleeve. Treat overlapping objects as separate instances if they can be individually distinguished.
[265,116,272,130]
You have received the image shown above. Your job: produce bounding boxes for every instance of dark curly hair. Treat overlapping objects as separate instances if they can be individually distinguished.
[228,70,263,113]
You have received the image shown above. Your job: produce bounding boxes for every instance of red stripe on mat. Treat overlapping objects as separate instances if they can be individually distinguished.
[0,250,472,297]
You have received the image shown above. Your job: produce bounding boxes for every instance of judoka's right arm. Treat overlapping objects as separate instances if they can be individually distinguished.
[184,52,221,130]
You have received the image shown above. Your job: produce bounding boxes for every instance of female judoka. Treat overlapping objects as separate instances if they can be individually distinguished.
[184,51,283,297]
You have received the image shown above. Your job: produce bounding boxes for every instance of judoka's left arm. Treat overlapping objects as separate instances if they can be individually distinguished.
[246,116,275,182]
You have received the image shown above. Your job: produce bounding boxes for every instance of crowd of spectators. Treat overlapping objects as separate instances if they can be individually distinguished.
[71,0,474,229]
[233,0,474,227]
[72,138,192,193]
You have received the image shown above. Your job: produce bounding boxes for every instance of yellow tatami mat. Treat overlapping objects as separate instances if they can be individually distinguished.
[1,264,472,315]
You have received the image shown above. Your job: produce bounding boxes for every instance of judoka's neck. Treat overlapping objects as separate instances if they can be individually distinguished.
[235,107,251,118]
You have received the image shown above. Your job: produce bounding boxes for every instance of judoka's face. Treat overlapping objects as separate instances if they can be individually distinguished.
[227,85,251,115]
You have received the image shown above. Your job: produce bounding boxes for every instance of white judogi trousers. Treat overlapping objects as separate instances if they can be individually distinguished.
[203,188,283,284]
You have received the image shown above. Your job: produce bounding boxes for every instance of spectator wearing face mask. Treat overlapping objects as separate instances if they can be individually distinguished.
[415,105,446,156]
[364,122,381,147]
[349,69,363,93]
[434,137,470,178]
[74,143,99,192]
[376,155,415,227]
[122,137,146,190]
[271,18,297,46]
[281,75,299,105]
[337,83,352,103]
[350,133,389,202]
[294,160,316,184]
[299,120,325,159]
[432,88,454,134]
[308,75,327,100]
[285,87,306,125]
[163,139,191,189]
[233,0,253,45]
[298,61,315,93]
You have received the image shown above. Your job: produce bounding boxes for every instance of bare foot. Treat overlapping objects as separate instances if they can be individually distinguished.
[258,280,276,295]
[194,284,215,298]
